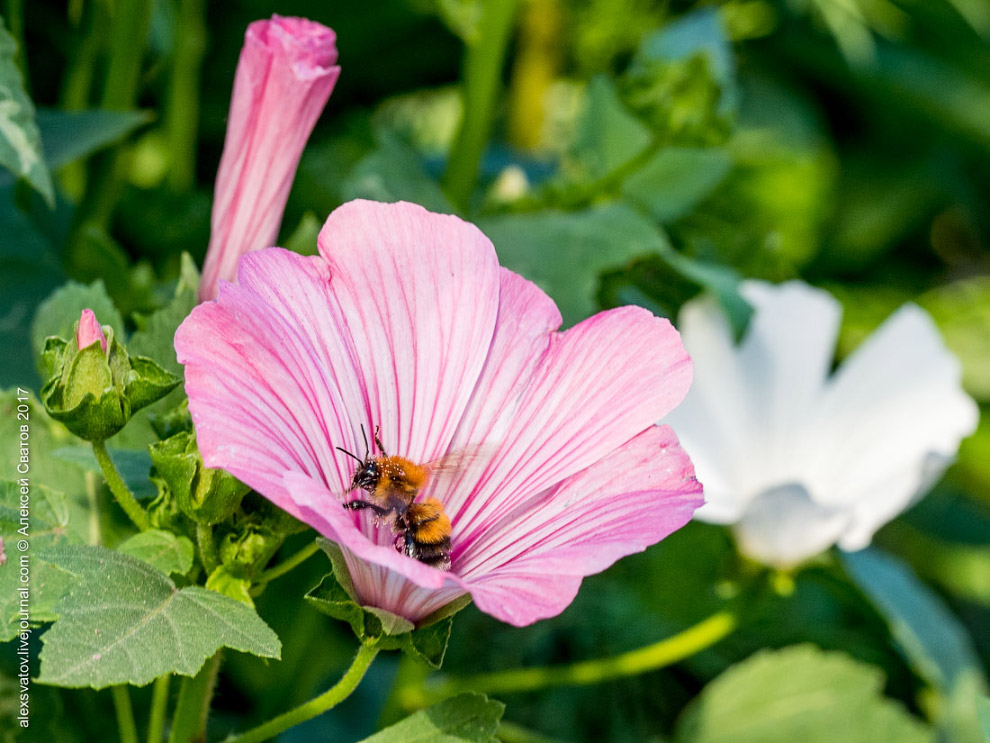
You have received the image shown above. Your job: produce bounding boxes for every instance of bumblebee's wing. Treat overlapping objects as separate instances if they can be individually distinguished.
[420,445,496,498]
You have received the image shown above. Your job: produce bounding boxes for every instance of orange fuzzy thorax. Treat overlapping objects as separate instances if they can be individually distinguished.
[374,456,429,500]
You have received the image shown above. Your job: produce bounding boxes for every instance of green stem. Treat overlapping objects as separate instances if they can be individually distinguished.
[254,540,320,586]
[112,685,139,743]
[428,609,737,698]
[225,643,380,743]
[168,652,222,743]
[165,0,206,190]
[146,675,170,743]
[443,0,522,211]
[83,0,152,227]
[92,440,149,531]
[195,522,219,574]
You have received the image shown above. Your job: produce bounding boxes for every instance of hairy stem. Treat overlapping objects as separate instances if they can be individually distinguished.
[92,440,149,531]
[427,609,737,698]
[224,643,380,743]
[195,522,219,574]
[443,0,522,210]
[112,685,139,743]
[168,652,222,743]
[146,675,170,743]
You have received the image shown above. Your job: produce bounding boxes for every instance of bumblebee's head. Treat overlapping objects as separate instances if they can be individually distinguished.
[349,459,380,492]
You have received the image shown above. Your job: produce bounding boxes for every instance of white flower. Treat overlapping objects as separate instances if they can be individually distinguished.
[663,281,979,568]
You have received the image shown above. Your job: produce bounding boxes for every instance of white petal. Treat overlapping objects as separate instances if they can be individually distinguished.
[734,483,850,568]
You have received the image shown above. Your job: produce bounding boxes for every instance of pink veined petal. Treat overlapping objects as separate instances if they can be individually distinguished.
[441,292,692,553]
[177,249,361,508]
[200,15,339,301]
[317,200,501,463]
[453,426,702,626]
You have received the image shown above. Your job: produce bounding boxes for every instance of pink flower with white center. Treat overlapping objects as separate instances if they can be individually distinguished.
[199,15,340,302]
[76,309,107,351]
[176,200,702,627]
[663,281,979,569]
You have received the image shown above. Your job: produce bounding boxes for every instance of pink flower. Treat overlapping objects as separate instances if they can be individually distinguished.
[176,200,702,627]
[77,309,107,351]
[199,15,340,302]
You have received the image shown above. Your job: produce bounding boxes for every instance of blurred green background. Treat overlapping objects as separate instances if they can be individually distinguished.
[1,0,989,741]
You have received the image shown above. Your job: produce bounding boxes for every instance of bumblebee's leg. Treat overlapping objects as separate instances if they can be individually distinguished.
[343,499,389,517]
[373,426,388,457]
[402,530,417,557]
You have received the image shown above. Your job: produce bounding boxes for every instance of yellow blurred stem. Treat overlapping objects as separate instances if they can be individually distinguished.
[421,609,737,700]
[507,0,563,150]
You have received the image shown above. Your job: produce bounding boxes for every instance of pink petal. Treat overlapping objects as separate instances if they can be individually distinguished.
[457,426,702,626]
[316,200,501,462]
[76,309,107,351]
[200,15,339,301]
[439,290,692,552]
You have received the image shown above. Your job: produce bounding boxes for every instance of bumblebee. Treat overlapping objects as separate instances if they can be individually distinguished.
[338,427,452,570]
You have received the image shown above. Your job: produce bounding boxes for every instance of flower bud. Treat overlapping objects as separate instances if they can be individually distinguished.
[76,308,107,351]
[149,430,249,525]
[199,15,339,301]
[40,311,180,441]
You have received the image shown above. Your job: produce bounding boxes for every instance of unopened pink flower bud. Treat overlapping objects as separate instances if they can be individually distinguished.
[199,15,340,302]
[77,309,108,352]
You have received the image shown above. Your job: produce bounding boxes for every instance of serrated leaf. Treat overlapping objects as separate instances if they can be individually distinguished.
[35,544,280,688]
[621,147,732,223]
[0,481,78,640]
[358,693,504,743]
[116,529,193,575]
[0,19,53,205]
[30,281,125,371]
[676,644,934,743]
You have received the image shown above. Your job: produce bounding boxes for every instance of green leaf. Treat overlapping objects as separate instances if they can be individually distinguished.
[676,645,934,743]
[342,132,456,215]
[478,203,667,326]
[435,0,482,44]
[36,109,152,170]
[282,211,322,256]
[621,147,732,223]
[127,253,198,379]
[572,75,653,181]
[979,696,990,741]
[0,19,53,205]
[116,528,193,575]
[842,548,984,693]
[0,481,78,640]
[35,543,281,688]
[357,693,504,743]
[53,445,155,499]
[30,280,125,372]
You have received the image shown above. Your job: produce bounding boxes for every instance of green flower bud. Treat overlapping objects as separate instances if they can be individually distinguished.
[218,524,283,575]
[148,429,248,524]
[40,310,180,441]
